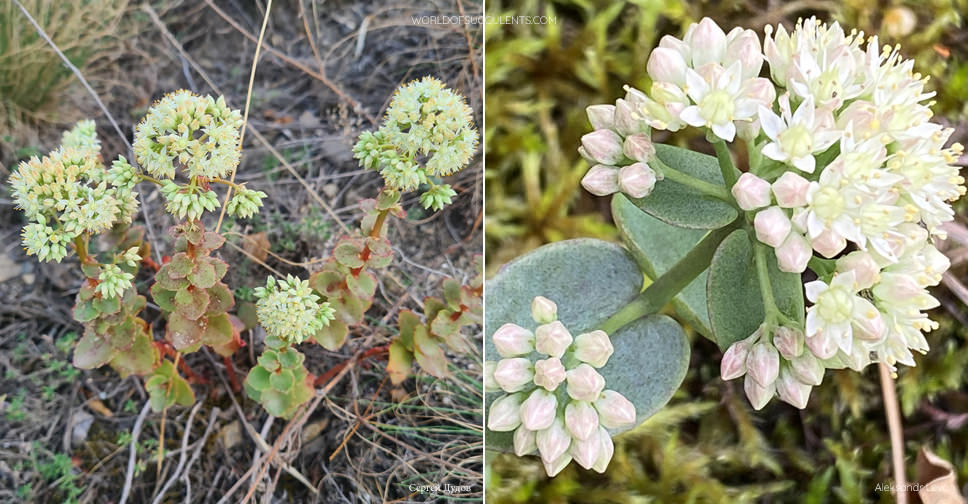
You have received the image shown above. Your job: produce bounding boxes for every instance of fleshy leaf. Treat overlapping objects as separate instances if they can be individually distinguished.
[73,330,116,369]
[174,286,209,320]
[333,238,365,268]
[151,284,177,312]
[188,260,217,289]
[167,311,204,351]
[346,270,377,300]
[413,325,449,379]
[206,283,235,314]
[110,332,158,378]
[312,319,349,351]
[203,312,234,347]
[246,366,271,391]
[168,253,194,278]
[387,340,413,385]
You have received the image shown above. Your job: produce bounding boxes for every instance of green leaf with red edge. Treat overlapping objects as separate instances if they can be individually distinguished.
[167,311,204,351]
[206,283,234,314]
[270,369,295,392]
[413,325,449,379]
[183,223,204,245]
[79,282,95,302]
[442,279,462,309]
[210,315,245,357]
[211,258,228,281]
[73,299,100,323]
[73,329,116,369]
[92,295,121,317]
[155,265,189,290]
[124,292,147,317]
[376,189,401,210]
[202,231,225,251]
[246,365,272,391]
[333,238,365,268]
[174,286,209,320]
[312,319,348,351]
[308,259,347,294]
[365,237,393,269]
[236,301,259,329]
[105,317,138,350]
[188,259,217,289]
[110,331,158,378]
[168,253,194,278]
[203,312,234,347]
[430,310,460,341]
[170,373,195,407]
[460,289,483,324]
[387,340,412,385]
[345,270,377,300]
[80,263,101,278]
[333,291,366,325]
[151,284,177,312]
[423,297,447,325]
[260,389,291,417]
[397,310,421,350]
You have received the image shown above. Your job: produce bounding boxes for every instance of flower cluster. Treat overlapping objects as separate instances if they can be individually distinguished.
[254,275,336,345]
[578,109,660,199]
[583,17,964,410]
[225,185,267,219]
[485,296,636,476]
[96,264,135,300]
[352,76,478,210]
[10,121,138,262]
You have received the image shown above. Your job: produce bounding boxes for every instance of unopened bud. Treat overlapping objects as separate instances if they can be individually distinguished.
[535,321,573,358]
[586,104,616,131]
[569,430,602,470]
[581,129,624,165]
[591,427,615,473]
[771,171,810,208]
[647,46,688,85]
[775,367,812,409]
[836,251,880,290]
[805,331,838,359]
[731,172,771,210]
[754,206,792,247]
[566,364,606,401]
[772,326,804,359]
[614,98,646,137]
[573,330,614,368]
[853,300,886,342]
[776,233,812,273]
[594,389,636,429]
[487,392,524,432]
[623,134,656,163]
[581,165,620,196]
[721,338,751,380]
[542,452,572,478]
[530,296,558,324]
[743,373,775,410]
[789,352,824,386]
[484,361,500,392]
[690,17,727,68]
[564,401,600,441]
[493,358,534,393]
[513,426,537,456]
[533,357,567,391]
[519,389,558,431]
[811,229,847,258]
[747,341,779,387]
[536,418,572,466]
[492,323,534,358]
[618,163,657,199]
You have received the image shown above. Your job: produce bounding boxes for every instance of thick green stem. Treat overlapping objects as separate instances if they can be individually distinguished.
[753,241,781,326]
[599,223,737,334]
[651,157,732,202]
[713,140,740,189]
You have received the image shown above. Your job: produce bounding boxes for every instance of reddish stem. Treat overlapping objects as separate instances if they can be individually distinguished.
[223,356,241,393]
[143,255,162,272]
[154,341,209,384]
[313,345,389,387]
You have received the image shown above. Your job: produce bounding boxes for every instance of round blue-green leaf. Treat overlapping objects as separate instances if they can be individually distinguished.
[633,144,737,229]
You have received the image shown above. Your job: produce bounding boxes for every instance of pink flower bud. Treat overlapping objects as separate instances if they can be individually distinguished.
[531,295,558,324]
[591,427,615,473]
[853,300,886,342]
[586,104,615,131]
[754,207,792,247]
[726,30,763,79]
[492,323,534,358]
[805,332,838,359]
[736,119,762,142]
[542,452,572,478]
[493,358,534,393]
[647,47,688,85]
[747,341,779,387]
[776,233,812,273]
[731,172,771,211]
[581,129,624,165]
[573,330,614,368]
[566,364,606,401]
[623,134,656,163]
[533,357,567,391]
[811,229,846,258]
[564,401,600,441]
[520,389,558,431]
[569,430,602,470]
[581,165,620,197]
[789,352,824,386]
[513,426,537,456]
[743,374,775,410]
[772,326,804,359]
[536,418,572,466]
[775,367,812,409]
[535,321,573,358]
[594,389,636,429]
[618,163,657,199]
[689,17,727,68]
[771,171,810,208]
[743,77,777,107]
[487,392,524,432]
[484,361,500,392]
[720,339,751,380]
[836,251,880,290]
[613,99,645,137]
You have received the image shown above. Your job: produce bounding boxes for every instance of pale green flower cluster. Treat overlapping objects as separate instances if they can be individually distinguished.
[353,76,478,210]
[419,184,458,212]
[119,247,141,267]
[96,264,135,299]
[160,180,219,222]
[254,275,336,345]
[226,185,267,219]
[9,122,138,262]
[134,90,243,180]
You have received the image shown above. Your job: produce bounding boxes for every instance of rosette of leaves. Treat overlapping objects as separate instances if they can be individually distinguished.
[150,222,241,357]
[243,341,313,418]
[387,255,483,384]
[307,190,402,350]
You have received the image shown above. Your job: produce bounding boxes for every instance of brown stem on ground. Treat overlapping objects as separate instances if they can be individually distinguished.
[879,362,908,504]
[313,345,389,387]
[223,356,241,393]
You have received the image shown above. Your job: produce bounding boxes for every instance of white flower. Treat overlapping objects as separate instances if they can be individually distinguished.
[772,171,811,208]
[564,401,600,441]
[759,96,838,173]
[805,271,882,356]
[618,163,657,198]
[679,62,759,141]
[581,165,621,197]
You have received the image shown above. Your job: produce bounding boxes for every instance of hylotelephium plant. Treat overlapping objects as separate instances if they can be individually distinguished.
[485,17,964,476]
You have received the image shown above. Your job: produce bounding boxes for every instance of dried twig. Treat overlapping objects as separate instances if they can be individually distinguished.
[151,401,203,504]
[879,363,909,504]
[119,401,152,504]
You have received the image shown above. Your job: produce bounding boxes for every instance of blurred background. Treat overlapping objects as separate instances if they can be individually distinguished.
[484,0,968,502]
